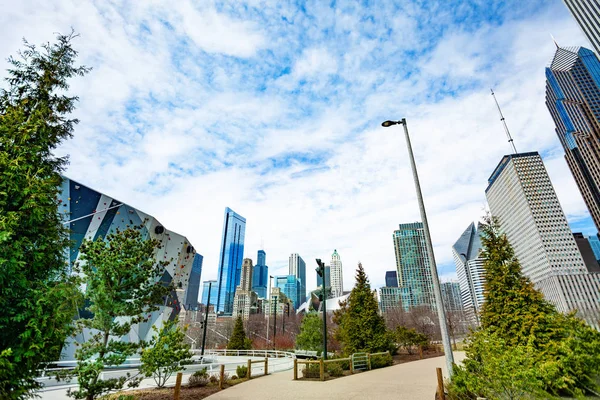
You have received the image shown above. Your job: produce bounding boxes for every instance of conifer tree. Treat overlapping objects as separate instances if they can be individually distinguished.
[296,312,322,352]
[227,316,251,350]
[0,32,88,398]
[334,263,393,355]
[449,215,600,398]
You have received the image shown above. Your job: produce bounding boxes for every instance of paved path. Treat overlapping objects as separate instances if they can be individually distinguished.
[207,352,465,400]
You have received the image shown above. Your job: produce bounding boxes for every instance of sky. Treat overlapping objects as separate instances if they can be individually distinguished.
[1,0,597,299]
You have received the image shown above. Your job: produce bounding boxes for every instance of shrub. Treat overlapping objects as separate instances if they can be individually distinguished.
[209,375,218,384]
[231,375,238,380]
[236,365,248,378]
[370,353,393,369]
[326,363,344,377]
[222,372,230,382]
[329,356,350,370]
[188,369,209,387]
[302,363,321,379]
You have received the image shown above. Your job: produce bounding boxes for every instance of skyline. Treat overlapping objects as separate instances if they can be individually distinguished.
[2,0,599,294]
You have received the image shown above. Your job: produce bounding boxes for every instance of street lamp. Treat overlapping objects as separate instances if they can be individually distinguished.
[200,281,212,357]
[315,259,328,360]
[381,118,455,375]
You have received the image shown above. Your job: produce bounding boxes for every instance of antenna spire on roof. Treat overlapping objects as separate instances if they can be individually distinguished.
[490,88,518,154]
[550,33,559,49]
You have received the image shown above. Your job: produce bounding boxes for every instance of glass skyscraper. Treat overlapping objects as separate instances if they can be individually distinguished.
[589,235,600,260]
[184,254,203,310]
[393,222,436,311]
[274,275,302,310]
[289,253,306,304]
[252,250,268,299]
[385,270,398,287]
[215,207,246,314]
[546,46,600,231]
[201,280,218,307]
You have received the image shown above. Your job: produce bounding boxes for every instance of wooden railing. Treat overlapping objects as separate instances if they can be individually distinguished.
[293,351,391,381]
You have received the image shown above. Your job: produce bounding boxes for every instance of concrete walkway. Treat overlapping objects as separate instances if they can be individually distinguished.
[207,352,465,400]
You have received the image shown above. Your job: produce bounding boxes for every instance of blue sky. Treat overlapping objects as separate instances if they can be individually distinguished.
[1,0,596,295]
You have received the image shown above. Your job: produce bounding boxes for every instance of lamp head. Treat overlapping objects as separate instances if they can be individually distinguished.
[381,120,397,127]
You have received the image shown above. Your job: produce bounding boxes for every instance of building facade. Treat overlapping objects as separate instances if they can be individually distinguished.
[252,250,269,299]
[441,282,463,313]
[215,207,246,315]
[232,259,258,320]
[561,1,600,55]
[385,270,399,287]
[316,265,331,289]
[289,253,306,304]
[59,177,199,359]
[590,235,600,260]
[378,286,404,313]
[574,232,600,272]
[274,275,302,310]
[486,152,600,326]
[330,250,344,298]
[201,280,218,306]
[184,254,203,310]
[546,46,600,231]
[452,222,486,323]
[269,287,294,316]
[393,222,436,311]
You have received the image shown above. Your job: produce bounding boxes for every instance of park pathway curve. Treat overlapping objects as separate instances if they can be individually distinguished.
[207,352,465,400]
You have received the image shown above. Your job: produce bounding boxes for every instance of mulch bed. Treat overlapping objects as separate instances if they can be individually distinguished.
[102,379,246,400]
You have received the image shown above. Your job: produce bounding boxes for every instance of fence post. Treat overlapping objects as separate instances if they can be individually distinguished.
[368,353,372,370]
[264,358,268,375]
[436,367,445,400]
[173,372,183,400]
[293,359,298,380]
[247,359,252,379]
[219,364,225,390]
[319,358,324,381]
[349,357,354,374]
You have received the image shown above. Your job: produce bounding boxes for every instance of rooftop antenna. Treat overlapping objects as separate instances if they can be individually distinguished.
[490,88,518,154]
[550,33,559,49]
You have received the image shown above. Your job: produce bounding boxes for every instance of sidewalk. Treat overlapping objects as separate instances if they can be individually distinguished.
[207,352,465,400]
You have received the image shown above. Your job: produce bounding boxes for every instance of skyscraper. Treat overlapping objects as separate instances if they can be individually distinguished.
[316,265,331,289]
[573,232,600,272]
[452,223,486,322]
[215,207,246,315]
[546,46,600,231]
[378,287,404,314]
[330,250,344,298]
[289,253,306,304]
[441,282,463,313]
[184,254,204,310]
[561,1,600,55]
[385,270,399,287]
[486,152,600,326]
[201,280,218,307]
[252,250,268,298]
[232,258,257,319]
[393,222,436,311]
[274,275,302,310]
[589,235,600,260]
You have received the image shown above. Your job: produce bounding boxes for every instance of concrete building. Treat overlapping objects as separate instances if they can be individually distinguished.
[58,177,200,359]
[486,152,600,327]
[269,287,294,316]
[232,258,258,319]
[393,222,436,311]
[379,286,404,313]
[452,222,486,323]
[215,207,246,315]
[289,253,306,304]
[561,1,600,55]
[330,250,344,298]
[441,282,463,313]
[546,46,600,232]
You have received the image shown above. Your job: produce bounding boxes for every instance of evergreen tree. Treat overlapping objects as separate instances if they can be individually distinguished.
[448,215,600,398]
[227,316,252,350]
[334,263,393,355]
[296,312,322,352]
[0,32,88,398]
[67,227,172,400]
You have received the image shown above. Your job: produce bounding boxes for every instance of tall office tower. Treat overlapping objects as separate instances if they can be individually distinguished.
[546,46,600,231]
[289,253,306,304]
[184,254,204,310]
[441,282,463,313]
[385,270,399,287]
[393,222,436,311]
[274,275,302,310]
[252,250,268,298]
[561,1,600,55]
[316,265,331,289]
[589,235,600,260]
[201,280,218,307]
[452,223,486,322]
[486,152,600,326]
[330,250,344,297]
[378,287,404,314]
[232,258,257,319]
[215,207,246,314]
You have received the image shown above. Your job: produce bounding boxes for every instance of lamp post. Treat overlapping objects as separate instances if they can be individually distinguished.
[315,259,328,360]
[200,281,212,357]
[381,118,455,375]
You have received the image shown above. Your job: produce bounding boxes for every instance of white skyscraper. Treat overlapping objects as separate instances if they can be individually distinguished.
[452,222,486,324]
[486,152,600,327]
[330,249,344,298]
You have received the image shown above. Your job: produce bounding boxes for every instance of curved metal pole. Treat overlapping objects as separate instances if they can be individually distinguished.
[399,119,455,376]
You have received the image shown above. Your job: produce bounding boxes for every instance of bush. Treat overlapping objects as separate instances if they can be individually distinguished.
[328,356,350,370]
[209,375,218,384]
[370,353,393,369]
[326,363,344,377]
[236,365,248,378]
[302,363,321,379]
[188,369,209,387]
[231,375,238,380]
